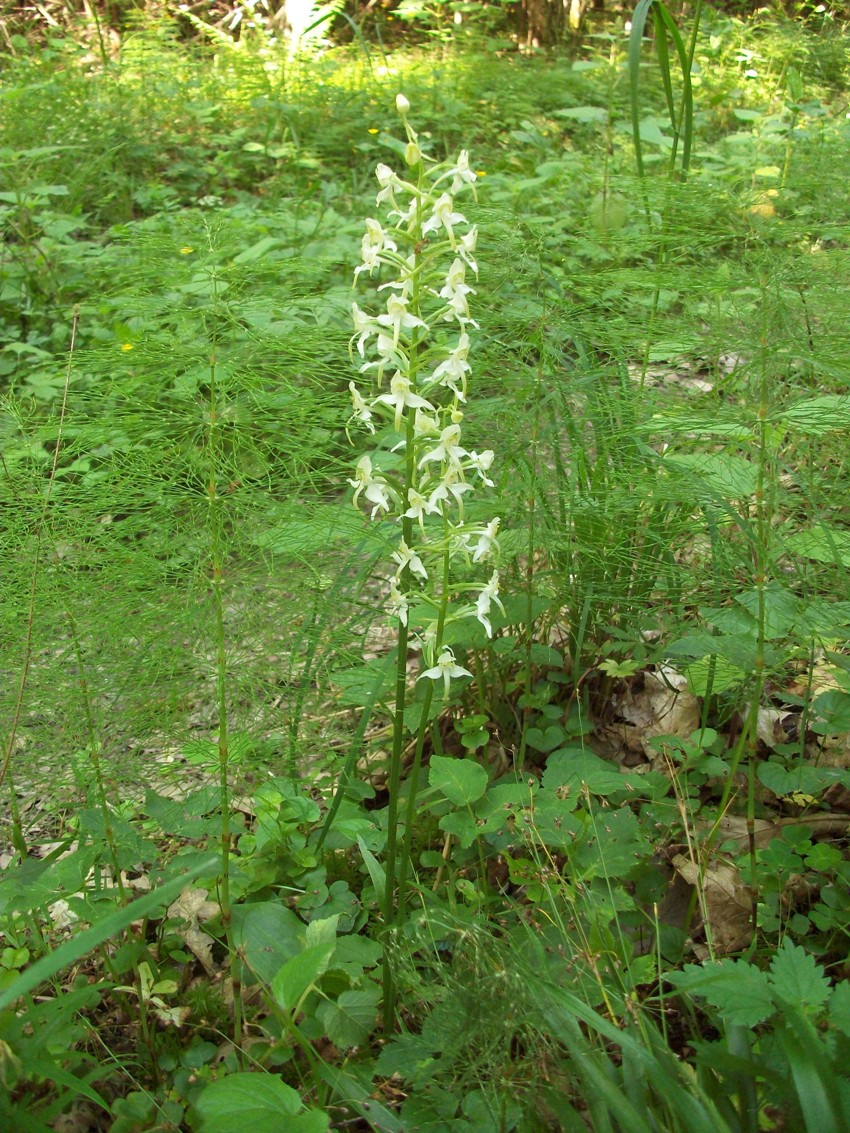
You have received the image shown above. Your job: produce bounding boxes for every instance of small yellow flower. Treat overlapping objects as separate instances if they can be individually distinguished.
[179,246,194,255]
[120,343,134,352]
[367,128,379,135]
[475,170,487,177]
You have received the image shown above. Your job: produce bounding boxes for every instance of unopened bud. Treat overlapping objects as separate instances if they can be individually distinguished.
[404,141,421,167]
[396,93,411,115]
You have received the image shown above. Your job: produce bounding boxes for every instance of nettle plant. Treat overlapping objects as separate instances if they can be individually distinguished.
[345,95,502,1018]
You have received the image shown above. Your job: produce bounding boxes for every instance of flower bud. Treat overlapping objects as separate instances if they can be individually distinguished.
[396,93,411,116]
[404,140,422,167]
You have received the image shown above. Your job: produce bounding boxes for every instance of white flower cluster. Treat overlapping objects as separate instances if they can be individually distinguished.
[347,95,504,697]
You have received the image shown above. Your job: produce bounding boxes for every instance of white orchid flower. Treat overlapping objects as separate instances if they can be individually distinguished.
[374,372,436,432]
[431,333,471,401]
[458,226,478,273]
[418,423,467,471]
[422,193,467,246]
[413,408,440,438]
[376,293,429,349]
[375,163,405,209]
[359,333,406,387]
[391,539,428,581]
[403,486,443,529]
[351,303,377,357]
[446,150,478,195]
[348,381,375,433]
[355,219,398,280]
[418,647,473,698]
[348,455,393,518]
[475,570,505,637]
[467,449,495,486]
[427,469,474,517]
[470,516,500,563]
[387,578,409,626]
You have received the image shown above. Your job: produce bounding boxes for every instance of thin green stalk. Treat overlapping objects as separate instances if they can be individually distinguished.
[395,536,453,926]
[381,400,416,1032]
[205,282,243,1056]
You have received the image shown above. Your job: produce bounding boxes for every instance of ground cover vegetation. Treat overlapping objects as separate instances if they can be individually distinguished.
[2,1,850,1129]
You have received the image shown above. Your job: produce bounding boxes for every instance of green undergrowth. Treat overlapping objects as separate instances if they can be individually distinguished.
[2,6,850,1131]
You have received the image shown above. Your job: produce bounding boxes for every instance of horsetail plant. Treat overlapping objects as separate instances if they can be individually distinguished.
[347,95,502,1026]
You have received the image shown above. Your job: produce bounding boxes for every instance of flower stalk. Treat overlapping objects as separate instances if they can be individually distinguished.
[346,96,501,1028]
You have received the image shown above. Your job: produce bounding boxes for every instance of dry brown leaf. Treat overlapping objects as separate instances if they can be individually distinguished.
[611,666,701,756]
[167,886,221,976]
[672,853,754,956]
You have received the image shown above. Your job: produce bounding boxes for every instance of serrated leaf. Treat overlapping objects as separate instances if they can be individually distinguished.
[438,809,482,849]
[428,756,488,806]
[316,987,380,1049]
[769,940,830,1012]
[777,395,850,435]
[666,960,774,1027]
[787,524,850,568]
[828,981,850,1037]
[663,452,758,499]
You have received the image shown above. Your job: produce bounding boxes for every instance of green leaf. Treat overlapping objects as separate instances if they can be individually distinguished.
[193,1074,328,1133]
[356,836,386,902]
[438,809,481,850]
[233,903,304,985]
[428,756,488,806]
[666,960,775,1027]
[662,452,758,499]
[777,395,850,435]
[787,524,850,568]
[828,981,850,1037]
[769,940,831,1012]
[525,725,566,753]
[316,986,380,1049]
[554,106,609,122]
[271,943,335,1011]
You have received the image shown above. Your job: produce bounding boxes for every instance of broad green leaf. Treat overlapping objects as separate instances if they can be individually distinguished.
[757,761,840,799]
[271,943,335,1011]
[438,809,482,849]
[232,237,280,264]
[666,960,774,1027]
[525,724,566,753]
[193,1073,329,1133]
[316,986,380,1049]
[683,655,747,696]
[554,106,609,122]
[429,755,488,806]
[233,903,304,985]
[662,452,758,499]
[769,940,831,1012]
[777,395,850,435]
[787,524,850,568]
[735,583,799,639]
[812,690,850,733]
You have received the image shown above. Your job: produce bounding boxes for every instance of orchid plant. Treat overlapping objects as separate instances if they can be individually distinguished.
[346,95,503,1024]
